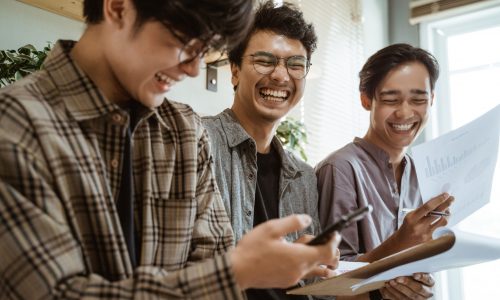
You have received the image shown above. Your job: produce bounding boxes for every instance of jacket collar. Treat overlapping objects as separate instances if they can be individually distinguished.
[44,40,160,127]
[218,109,302,177]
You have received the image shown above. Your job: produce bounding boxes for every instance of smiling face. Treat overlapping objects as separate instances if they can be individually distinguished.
[230,30,307,126]
[99,0,204,108]
[362,61,434,155]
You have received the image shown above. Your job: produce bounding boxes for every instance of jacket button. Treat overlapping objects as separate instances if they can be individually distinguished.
[112,113,123,124]
[111,159,119,168]
[246,210,252,217]
[248,172,254,180]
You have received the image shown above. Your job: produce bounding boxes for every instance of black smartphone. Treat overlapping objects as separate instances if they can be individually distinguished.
[307,205,373,246]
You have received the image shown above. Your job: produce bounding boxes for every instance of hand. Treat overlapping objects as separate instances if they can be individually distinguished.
[380,273,434,300]
[395,193,454,248]
[294,234,341,279]
[230,214,341,290]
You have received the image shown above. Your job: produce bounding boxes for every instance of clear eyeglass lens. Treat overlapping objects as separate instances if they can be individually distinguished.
[251,54,308,79]
[179,39,209,64]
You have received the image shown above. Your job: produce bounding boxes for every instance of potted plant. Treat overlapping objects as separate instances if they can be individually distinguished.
[276,117,309,161]
[0,44,51,88]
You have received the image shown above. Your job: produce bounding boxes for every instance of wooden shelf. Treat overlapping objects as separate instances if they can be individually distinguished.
[18,0,84,22]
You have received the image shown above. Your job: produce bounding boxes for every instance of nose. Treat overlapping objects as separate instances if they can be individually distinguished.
[395,100,415,119]
[179,56,201,77]
[270,59,290,83]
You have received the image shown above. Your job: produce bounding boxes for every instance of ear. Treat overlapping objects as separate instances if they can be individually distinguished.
[231,63,240,90]
[360,93,372,111]
[430,92,435,106]
[103,0,127,27]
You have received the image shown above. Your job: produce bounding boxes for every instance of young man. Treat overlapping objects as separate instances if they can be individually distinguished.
[202,2,339,299]
[0,0,339,299]
[315,44,454,300]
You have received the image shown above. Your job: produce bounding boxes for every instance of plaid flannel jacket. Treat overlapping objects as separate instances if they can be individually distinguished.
[0,40,242,299]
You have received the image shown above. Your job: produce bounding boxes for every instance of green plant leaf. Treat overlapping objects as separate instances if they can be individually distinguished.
[0,43,52,87]
[276,118,308,161]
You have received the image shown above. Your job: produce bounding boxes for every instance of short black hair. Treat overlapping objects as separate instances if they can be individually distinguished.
[228,1,317,67]
[359,43,440,99]
[83,0,254,50]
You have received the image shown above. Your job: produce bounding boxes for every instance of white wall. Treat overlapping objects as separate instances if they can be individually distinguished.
[0,0,235,116]
[0,0,84,49]
[362,0,389,59]
[167,64,234,116]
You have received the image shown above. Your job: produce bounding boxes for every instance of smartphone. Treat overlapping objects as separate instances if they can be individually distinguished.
[307,205,373,246]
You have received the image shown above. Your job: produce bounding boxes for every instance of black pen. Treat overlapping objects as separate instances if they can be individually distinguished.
[401,208,450,217]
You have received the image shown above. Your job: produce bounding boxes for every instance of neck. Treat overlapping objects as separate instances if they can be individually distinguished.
[231,107,277,154]
[70,26,129,104]
[363,132,406,179]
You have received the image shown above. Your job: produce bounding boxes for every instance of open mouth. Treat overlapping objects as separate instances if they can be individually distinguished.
[259,88,290,103]
[155,71,176,87]
[389,122,417,132]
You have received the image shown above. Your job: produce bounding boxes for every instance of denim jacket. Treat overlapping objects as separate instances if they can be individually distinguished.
[202,109,320,243]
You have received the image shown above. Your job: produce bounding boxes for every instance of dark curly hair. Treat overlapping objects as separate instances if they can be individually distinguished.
[83,0,254,51]
[228,0,317,67]
[359,43,440,100]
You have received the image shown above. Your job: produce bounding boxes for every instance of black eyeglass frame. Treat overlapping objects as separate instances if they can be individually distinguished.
[162,23,212,64]
[245,51,311,79]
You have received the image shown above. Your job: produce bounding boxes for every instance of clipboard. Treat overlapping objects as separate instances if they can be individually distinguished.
[288,228,500,296]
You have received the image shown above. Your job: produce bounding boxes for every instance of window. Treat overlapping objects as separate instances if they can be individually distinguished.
[288,0,367,165]
[421,5,500,299]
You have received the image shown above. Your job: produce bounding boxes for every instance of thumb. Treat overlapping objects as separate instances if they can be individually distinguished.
[264,214,312,238]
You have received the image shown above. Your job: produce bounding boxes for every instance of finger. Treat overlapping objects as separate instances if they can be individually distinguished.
[263,214,312,238]
[413,273,435,287]
[381,285,404,300]
[387,280,419,300]
[394,277,433,299]
[434,195,454,210]
[294,234,315,244]
[303,265,337,279]
[414,193,450,219]
[429,217,448,231]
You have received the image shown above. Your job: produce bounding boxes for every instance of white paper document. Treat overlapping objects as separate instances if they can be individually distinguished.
[351,228,500,291]
[411,104,500,226]
[334,261,368,275]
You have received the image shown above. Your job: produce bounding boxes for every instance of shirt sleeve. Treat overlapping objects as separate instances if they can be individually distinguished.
[316,161,363,261]
[191,127,236,259]
[0,119,242,299]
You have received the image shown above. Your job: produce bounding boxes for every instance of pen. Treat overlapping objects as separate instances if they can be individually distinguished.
[401,208,450,217]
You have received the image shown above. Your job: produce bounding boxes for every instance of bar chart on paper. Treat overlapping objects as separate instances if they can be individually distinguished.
[424,148,478,178]
[412,105,500,227]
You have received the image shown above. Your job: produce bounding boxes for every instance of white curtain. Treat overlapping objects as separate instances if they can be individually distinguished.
[290,0,368,165]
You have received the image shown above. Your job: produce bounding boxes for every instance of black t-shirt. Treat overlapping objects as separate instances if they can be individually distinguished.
[253,145,281,226]
[246,145,308,300]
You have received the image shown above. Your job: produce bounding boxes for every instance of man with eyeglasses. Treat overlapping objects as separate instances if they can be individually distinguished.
[203,2,339,299]
[0,0,340,299]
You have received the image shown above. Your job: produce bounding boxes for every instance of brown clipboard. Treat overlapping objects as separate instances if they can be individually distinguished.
[287,233,455,296]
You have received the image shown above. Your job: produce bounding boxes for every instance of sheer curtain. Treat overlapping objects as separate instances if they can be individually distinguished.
[288,0,367,165]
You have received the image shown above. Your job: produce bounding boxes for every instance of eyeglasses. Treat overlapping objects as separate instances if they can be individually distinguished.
[178,39,210,64]
[246,51,311,79]
[164,24,210,64]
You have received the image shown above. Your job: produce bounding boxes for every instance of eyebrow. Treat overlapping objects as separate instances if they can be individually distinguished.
[253,51,274,57]
[379,89,429,96]
[251,51,307,59]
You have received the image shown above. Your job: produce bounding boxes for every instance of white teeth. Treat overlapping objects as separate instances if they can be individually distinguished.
[155,72,174,85]
[260,88,288,99]
[392,123,414,131]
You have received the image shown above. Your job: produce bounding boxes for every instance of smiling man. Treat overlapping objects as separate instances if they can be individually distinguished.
[202,2,340,300]
[315,44,455,300]
[0,0,342,299]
